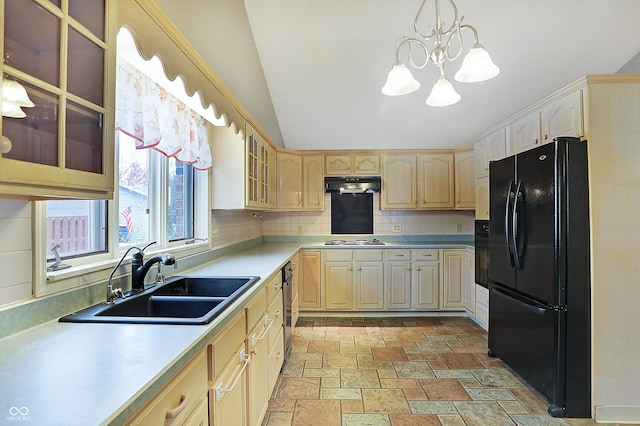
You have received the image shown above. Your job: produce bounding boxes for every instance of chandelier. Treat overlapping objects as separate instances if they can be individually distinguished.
[382,0,499,106]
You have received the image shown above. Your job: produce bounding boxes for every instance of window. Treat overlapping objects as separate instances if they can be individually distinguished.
[45,200,107,260]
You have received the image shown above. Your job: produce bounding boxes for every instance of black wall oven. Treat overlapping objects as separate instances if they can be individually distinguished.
[475,220,489,288]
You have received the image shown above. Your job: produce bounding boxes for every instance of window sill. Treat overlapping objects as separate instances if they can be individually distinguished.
[39,241,212,296]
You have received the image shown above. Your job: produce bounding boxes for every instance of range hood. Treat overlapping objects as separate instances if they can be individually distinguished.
[325,176,381,193]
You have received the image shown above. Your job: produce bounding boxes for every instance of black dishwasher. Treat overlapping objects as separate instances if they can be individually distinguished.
[282,261,293,360]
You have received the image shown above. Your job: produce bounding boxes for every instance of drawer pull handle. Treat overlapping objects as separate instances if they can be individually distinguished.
[165,393,190,419]
[251,316,274,348]
[215,350,251,401]
[394,254,405,257]
[422,254,432,257]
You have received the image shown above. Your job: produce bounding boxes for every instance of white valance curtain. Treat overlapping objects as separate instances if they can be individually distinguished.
[115,58,213,170]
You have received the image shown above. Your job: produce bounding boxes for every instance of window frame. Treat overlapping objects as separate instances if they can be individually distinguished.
[33,125,212,298]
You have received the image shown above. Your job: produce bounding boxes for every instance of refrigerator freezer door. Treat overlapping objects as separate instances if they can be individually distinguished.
[488,156,516,290]
[513,143,559,305]
[489,284,563,410]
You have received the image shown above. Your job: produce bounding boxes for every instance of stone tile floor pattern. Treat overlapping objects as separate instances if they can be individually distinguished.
[262,316,629,426]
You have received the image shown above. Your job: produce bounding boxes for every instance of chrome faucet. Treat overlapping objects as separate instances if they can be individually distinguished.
[131,251,177,293]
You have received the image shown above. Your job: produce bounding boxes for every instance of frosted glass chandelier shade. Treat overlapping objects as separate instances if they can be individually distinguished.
[426,76,461,107]
[2,78,35,107]
[1,99,26,118]
[381,63,420,96]
[454,43,500,83]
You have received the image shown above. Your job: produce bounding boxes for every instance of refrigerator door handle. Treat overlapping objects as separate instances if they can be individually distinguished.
[504,180,515,266]
[493,285,547,316]
[512,180,523,270]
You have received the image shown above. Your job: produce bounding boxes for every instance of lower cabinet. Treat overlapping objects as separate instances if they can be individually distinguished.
[464,250,475,314]
[299,250,322,310]
[384,254,412,310]
[442,250,466,310]
[324,249,384,310]
[384,249,440,311]
[126,351,208,426]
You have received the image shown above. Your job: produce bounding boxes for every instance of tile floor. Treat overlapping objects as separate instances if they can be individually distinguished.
[262,316,608,426]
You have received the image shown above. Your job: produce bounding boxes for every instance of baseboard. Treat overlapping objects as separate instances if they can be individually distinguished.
[595,405,640,423]
[298,311,468,318]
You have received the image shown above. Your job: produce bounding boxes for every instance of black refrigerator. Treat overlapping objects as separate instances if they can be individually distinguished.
[488,137,591,418]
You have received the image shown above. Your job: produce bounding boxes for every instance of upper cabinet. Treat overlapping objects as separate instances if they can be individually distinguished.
[325,154,380,176]
[474,128,506,178]
[454,150,475,209]
[0,0,116,199]
[509,89,583,155]
[276,152,302,210]
[302,155,324,211]
[381,154,417,209]
[246,123,276,209]
[418,153,454,209]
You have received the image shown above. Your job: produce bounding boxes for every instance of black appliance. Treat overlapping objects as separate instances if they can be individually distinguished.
[325,177,380,235]
[282,261,293,360]
[488,137,591,417]
[474,220,489,288]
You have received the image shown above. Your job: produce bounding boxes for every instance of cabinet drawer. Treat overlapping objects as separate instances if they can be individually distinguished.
[384,249,411,261]
[246,287,267,333]
[267,290,284,349]
[411,249,439,261]
[183,398,208,426]
[354,249,383,261]
[127,351,207,426]
[209,310,247,380]
[325,249,353,262]
[265,273,283,304]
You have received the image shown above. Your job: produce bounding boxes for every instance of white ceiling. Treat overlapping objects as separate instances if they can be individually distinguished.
[160,0,640,151]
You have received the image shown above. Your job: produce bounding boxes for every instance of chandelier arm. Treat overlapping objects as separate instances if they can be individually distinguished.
[443,20,464,61]
[460,23,480,44]
[397,37,430,69]
[413,0,436,41]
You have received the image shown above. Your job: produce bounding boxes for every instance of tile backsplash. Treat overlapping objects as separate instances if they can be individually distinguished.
[262,193,474,236]
[0,199,33,307]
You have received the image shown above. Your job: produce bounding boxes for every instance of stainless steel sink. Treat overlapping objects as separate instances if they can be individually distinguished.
[59,276,260,325]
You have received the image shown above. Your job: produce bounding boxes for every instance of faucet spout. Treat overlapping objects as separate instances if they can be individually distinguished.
[131,252,177,293]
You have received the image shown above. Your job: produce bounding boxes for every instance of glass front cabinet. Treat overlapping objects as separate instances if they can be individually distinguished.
[0,0,116,199]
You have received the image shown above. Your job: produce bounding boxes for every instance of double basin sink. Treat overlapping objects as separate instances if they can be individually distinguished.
[59,276,260,325]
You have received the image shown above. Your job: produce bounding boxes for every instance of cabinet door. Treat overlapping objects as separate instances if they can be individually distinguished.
[442,250,465,309]
[475,177,489,220]
[354,155,380,175]
[417,153,454,209]
[354,262,384,309]
[248,319,270,426]
[541,90,583,144]
[277,152,303,209]
[474,137,489,179]
[303,155,324,210]
[454,150,475,209]
[210,345,249,426]
[384,262,411,309]
[510,112,541,154]
[464,251,475,313]
[245,124,260,208]
[487,128,507,162]
[381,154,417,209]
[299,250,322,309]
[325,155,352,175]
[324,261,353,310]
[412,261,439,310]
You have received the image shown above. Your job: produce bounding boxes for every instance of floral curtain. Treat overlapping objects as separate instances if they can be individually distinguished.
[115,58,212,170]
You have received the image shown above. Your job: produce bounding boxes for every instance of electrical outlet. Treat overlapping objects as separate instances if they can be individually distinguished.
[456,223,463,233]
[297,224,303,234]
[212,225,219,238]
[392,224,402,233]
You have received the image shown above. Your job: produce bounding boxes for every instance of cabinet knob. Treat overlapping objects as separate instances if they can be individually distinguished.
[544,134,549,140]
[416,267,421,271]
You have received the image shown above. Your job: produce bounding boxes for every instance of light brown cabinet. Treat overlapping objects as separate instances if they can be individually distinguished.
[474,128,507,178]
[381,154,417,209]
[323,249,384,311]
[418,153,455,209]
[0,0,116,199]
[302,155,324,210]
[454,150,475,209]
[246,123,276,209]
[509,89,583,155]
[475,177,489,220]
[276,151,303,209]
[384,250,412,310]
[442,250,466,309]
[299,250,322,310]
[325,154,380,176]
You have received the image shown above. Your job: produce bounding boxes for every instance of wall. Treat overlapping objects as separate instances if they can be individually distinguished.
[0,200,32,307]
[154,0,285,148]
[211,209,264,247]
[263,193,474,236]
[617,50,640,73]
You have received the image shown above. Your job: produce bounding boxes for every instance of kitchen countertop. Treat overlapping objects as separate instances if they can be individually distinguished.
[0,240,472,425]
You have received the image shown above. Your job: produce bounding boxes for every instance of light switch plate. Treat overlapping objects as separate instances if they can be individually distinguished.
[392,224,402,233]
